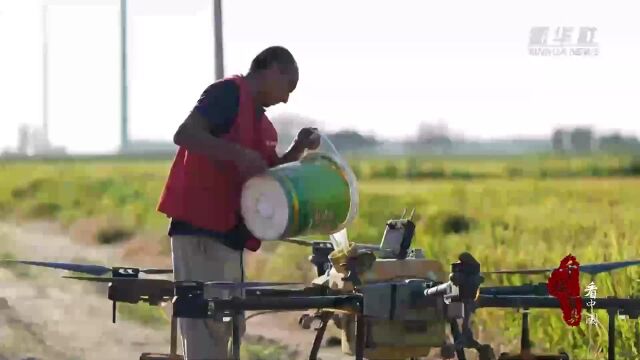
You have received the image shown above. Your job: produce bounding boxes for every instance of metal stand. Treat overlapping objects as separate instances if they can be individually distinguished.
[170,315,178,357]
[355,305,365,360]
[608,307,616,360]
[139,315,182,360]
[449,320,467,360]
[232,310,241,360]
[520,308,531,355]
[207,294,362,359]
[309,311,333,360]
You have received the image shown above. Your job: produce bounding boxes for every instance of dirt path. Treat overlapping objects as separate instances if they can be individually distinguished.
[0,221,173,360]
[243,310,349,360]
[0,221,351,360]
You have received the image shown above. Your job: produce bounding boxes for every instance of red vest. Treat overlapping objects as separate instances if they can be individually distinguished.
[156,75,279,251]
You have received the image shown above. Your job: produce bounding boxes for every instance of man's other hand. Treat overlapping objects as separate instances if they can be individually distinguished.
[295,127,321,150]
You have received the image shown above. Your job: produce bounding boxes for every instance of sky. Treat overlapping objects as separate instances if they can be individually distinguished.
[1,0,639,154]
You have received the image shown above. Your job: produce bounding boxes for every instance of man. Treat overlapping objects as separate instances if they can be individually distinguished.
[156,46,319,359]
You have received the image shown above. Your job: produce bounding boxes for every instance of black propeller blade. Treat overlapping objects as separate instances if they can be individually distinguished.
[63,276,173,285]
[280,237,326,246]
[484,260,640,276]
[282,237,382,251]
[63,276,304,290]
[580,260,640,275]
[0,260,172,276]
[479,283,549,296]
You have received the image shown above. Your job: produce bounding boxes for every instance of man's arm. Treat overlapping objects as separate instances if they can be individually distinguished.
[272,127,321,166]
[172,81,267,178]
[273,142,306,166]
[173,110,250,163]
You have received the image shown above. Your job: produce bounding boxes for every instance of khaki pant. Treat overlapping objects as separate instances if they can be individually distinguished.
[171,234,245,360]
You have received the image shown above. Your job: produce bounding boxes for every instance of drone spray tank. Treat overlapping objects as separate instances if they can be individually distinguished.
[305,209,453,360]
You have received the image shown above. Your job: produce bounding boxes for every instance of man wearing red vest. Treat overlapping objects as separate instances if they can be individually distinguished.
[157,46,319,359]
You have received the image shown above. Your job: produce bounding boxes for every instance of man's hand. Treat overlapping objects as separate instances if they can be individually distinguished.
[294,127,321,151]
[274,127,322,166]
[174,110,269,180]
[234,147,269,181]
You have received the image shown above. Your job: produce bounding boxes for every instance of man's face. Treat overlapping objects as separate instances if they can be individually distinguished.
[262,64,298,107]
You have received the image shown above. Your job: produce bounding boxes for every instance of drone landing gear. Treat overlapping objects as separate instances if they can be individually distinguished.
[299,306,366,360]
[139,315,183,360]
[448,304,496,360]
[299,310,335,360]
[497,308,569,360]
[139,310,242,360]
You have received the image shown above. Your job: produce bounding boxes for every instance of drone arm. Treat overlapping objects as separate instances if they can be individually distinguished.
[520,308,531,353]
[210,295,362,313]
[608,308,616,360]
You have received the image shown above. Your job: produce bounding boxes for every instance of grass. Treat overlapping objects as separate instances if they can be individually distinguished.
[115,303,292,359]
[0,159,169,240]
[0,251,34,279]
[349,153,640,180]
[116,302,170,329]
[241,337,292,360]
[1,155,640,358]
[110,302,292,359]
[0,154,637,240]
[0,231,33,278]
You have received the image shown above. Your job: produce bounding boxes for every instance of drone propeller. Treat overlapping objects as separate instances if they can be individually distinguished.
[63,276,304,290]
[484,259,640,276]
[62,275,306,324]
[63,276,173,285]
[479,283,549,296]
[0,260,172,276]
[282,237,382,251]
[281,237,326,246]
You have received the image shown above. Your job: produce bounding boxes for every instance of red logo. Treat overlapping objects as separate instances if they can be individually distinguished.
[547,254,582,326]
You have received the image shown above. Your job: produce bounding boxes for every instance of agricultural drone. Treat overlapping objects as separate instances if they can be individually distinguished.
[5,210,640,360]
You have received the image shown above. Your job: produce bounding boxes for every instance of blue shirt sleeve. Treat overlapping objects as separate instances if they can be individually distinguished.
[193,79,240,136]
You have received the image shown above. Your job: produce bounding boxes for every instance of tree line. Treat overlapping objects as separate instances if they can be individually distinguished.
[552,127,640,154]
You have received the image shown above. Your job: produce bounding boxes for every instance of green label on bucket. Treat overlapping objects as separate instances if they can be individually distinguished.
[269,155,351,237]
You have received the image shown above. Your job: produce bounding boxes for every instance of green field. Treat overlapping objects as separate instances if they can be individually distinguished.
[1,155,640,359]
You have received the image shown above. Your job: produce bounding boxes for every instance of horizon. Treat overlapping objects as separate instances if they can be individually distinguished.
[1,0,639,155]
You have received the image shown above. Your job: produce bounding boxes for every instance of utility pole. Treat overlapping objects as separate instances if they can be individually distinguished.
[120,0,129,152]
[42,1,49,146]
[213,0,224,80]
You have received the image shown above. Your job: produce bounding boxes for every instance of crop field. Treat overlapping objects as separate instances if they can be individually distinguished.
[1,154,640,359]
